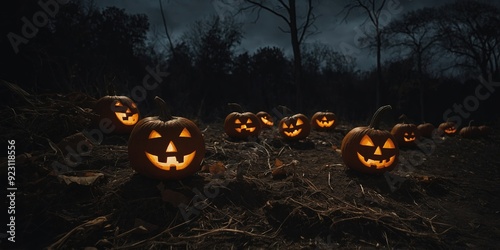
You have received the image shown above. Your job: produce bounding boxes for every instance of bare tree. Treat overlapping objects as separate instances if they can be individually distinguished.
[383,7,440,121]
[241,0,317,109]
[342,0,390,109]
[436,0,500,79]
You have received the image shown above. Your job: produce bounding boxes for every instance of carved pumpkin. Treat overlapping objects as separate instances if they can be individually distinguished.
[341,105,399,174]
[311,111,337,131]
[94,95,140,134]
[224,104,261,140]
[417,123,435,138]
[459,120,481,139]
[438,121,457,136]
[391,115,420,147]
[128,96,205,180]
[278,113,311,140]
[256,111,274,128]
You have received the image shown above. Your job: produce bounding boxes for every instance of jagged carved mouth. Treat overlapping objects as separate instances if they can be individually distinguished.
[145,151,196,170]
[115,112,138,125]
[235,125,256,133]
[357,153,396,169]
[284,129,302,137]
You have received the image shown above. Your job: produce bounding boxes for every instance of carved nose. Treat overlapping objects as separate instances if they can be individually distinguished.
[166,141,177,152]
[374,146,382,155]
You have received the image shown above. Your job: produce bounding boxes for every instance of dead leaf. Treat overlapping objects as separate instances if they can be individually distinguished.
[272,167,287,179]
[160,188,190,207]
[57,171,104,186]
[275,158,283,167]
[208,161,226,175]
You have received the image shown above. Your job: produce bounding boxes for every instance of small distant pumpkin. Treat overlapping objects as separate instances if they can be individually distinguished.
[459,120,481,139]
[277,106,310,140]
[478,125,492,137]
[224,103,261,140]
[417,122,435,138]
[311,111,337,131]
[341,105,399,174]
[391,115,420,147]
[256,111,274,128]
[94,95,140,134]
[128,96,205,180]
[438,121,457,136]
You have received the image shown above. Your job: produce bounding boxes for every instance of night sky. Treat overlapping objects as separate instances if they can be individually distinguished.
[95,0,483,71]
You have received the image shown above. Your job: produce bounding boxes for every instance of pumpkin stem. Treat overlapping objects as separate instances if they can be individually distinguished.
[228,103,244,112]
[106,81,117,96]
[154,96,173,120]
[398,114,408,124]
[278,105,294,116]
[368,105,392,129]
[468,120,474,127]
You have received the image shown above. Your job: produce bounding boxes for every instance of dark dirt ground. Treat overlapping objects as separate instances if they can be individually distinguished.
[1,90,500,249]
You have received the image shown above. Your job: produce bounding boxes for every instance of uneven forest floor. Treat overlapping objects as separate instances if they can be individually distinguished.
[1,91,500,249]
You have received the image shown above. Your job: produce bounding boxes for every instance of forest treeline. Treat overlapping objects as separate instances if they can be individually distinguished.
[1,0,499,125]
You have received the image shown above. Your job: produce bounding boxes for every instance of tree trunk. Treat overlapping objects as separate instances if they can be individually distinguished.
[289,0,303,110]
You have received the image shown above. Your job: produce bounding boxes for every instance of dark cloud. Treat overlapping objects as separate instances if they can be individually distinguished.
[96,0,499,71]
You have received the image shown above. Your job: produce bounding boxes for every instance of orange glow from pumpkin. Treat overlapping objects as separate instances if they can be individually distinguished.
[114,101,139,126]
[282,118,304,137]
[357,135,396,169]
[145,129,197,171]
[403,132,416,142]
[315,116,335,128]
[234,118,256,133]
[260,116,274,126]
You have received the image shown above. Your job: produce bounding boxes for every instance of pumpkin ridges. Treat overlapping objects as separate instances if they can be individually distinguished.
[341,105,399,174]
[128,96,205,180]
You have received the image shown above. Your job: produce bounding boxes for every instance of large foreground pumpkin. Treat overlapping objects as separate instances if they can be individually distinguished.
[341,105,399,174]
[128,96,205,180]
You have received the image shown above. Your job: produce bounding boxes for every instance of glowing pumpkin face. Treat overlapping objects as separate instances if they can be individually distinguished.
[278,114,311,140]
[438,121,457,135]
[256,111,274,128]
[311,111,337,131]
[128,97,205,180]
[341,105,399,174]
[113,100,139,126]
[357,134,397,169]
[391,122,420,147]
[94,95,140,134]
[224,112,261,139]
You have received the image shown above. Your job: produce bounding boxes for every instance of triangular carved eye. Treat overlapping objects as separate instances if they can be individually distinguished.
[246,118,253,124]
[360,135,375,146]
[149,130,162,139]
[282,123,289,129]
[296,119,303,126]
[115,101,123,107]
[235,119,241,124]
[179,128,191,138]
[383,138,395,149]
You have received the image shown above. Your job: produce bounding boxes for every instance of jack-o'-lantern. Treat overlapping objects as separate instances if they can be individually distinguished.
[459,120,481,139]
[341,105,399,174]
[94,95,140,134]
[224,103,261,139]
[391,115,420,147]
[438,121,457,136]
[128,96,205,180]
[311,111,337,131]
[417,122,435,138]
[278,113,311,140]
[256,111,274,128]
